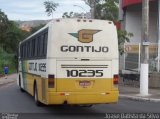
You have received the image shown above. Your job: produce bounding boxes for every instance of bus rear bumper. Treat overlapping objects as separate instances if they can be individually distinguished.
[47,91,119,105]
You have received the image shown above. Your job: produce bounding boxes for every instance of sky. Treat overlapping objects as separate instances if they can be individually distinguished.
[0,0,90,21]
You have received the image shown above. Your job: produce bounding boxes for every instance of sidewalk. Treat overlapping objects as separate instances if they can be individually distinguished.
[119,84,160,102]
[0,74,17,86]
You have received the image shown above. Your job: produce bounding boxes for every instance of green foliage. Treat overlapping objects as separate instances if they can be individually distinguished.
[83,0,100,7]
[44,0,59,17]
[0,10,29,53]
[62,12,74,18]
[84,0,119,21]
[4,21,25,53]
[95,0,119,21]
[62,12,83,18]
[0,9,9,46]
[0,9,29,74]
[0,48,17,74]
[0,9,48,75]
[117,30,133,55]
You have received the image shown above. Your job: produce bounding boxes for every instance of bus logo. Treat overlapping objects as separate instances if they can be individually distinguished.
[69,29,101,43]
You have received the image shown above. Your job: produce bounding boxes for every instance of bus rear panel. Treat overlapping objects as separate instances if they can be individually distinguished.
[46,19,119,105]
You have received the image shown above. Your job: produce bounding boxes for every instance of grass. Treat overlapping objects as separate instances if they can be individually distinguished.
[0,48,17,75]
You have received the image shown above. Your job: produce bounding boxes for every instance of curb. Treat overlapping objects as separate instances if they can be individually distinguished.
[0,80,16,87]
[120,94,160,103]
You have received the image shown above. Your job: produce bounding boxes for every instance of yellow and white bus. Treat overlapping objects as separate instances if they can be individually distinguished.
[18,19,119,106]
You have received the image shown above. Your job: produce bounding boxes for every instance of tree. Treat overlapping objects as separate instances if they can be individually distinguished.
[62,12,74,18]
[0,9,8,29]
[0,9,47,74]
[44,0,59,17]
[117,30,133,55]
[95,0,119,20]
[0,10,26,73]
[0,9,9,47]
[83,0,133,55]
[0,10,28,53]
[83,0,119,21]
[2,21,26,53]
[83,0,100,18]
[62,12,85,18]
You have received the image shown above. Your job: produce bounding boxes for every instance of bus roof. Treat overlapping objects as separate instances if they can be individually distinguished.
[19,18,114,45]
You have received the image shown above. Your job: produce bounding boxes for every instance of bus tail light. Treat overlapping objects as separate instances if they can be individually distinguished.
[48,74,55,88]
[113,74,119,85]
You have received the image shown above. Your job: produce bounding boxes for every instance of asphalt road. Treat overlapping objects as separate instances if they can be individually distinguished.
[0,83,160,119]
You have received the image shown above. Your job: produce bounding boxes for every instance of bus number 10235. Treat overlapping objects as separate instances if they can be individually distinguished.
[66,70,103,77]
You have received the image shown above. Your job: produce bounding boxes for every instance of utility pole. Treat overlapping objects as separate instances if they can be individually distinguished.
[158,0,160,72]
[119,0,123,21]
[140,0,149,96]
[83,0,96,19]
[90,0,95,19]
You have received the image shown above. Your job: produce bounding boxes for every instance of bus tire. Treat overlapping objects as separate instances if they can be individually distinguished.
[34,82,42,106]
[19,75,25,92]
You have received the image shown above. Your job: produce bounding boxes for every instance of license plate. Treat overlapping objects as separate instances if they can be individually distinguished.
[79,81,91,88]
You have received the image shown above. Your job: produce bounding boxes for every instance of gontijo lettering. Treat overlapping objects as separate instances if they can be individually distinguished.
[61,45,109,53]
[29,62,46,72]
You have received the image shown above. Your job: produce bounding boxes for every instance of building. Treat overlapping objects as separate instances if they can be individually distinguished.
[119,0,158,43]
[119,0,159,71]
[119,0,160,88]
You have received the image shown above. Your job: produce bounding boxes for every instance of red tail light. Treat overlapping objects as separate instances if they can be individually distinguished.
[113,75,119,85]
[48,74,55,88]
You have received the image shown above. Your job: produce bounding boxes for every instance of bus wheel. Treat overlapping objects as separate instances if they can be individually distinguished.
[19,75,24,92]
[34,83,42,106]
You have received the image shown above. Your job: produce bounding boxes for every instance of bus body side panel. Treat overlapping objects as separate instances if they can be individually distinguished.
[18,60,24,89]
[19,59,49,104]
[20,60,28,91]
[111,59,119,91]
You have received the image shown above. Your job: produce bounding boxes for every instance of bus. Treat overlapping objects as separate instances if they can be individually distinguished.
[18,19,119,106]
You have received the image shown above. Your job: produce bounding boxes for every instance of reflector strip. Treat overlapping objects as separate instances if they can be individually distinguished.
[61,65,108,68]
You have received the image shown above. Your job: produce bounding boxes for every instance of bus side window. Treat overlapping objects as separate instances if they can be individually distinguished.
[29,41,31,58]
[43,32,48,57]
[37,36,41,57]
[35,37,38,57]
[27,42,29,59]
[32,39,36,58]
[20,28,48,60]
[39,35,43,57]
